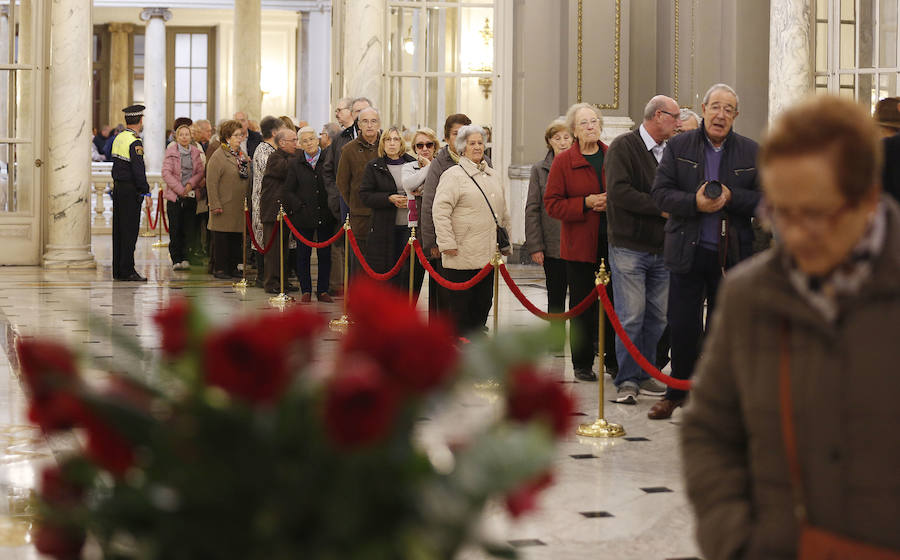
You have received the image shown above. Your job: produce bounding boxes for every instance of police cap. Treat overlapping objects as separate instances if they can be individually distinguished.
[123,104,145,118]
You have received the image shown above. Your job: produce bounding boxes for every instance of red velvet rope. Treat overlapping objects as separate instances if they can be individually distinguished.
[160,192,169,233]
[243,211,280,254]
[281,214,346,249]
[145,195,159,230]
[498,263,598,321]
[412,240,493,291]
[347,229,411,281]
[597,284,692,391]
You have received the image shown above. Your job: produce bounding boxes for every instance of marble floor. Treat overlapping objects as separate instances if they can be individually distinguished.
[0,235,701,560]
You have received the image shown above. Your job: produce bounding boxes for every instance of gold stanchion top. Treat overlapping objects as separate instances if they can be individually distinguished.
[490,251,504,266]
[595,258,610,286]
[243,197,248,211]
[343,216,351,231]
[277,202,285,221]
[408,227,416,245]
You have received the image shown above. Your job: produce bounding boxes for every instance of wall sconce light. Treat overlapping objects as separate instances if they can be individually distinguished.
[403,26,415,55]
[478,76,492,99]
[479,18,493,46]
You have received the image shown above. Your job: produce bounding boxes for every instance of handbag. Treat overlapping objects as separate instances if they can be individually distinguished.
[779,322,900,560]
[462,166,511,254]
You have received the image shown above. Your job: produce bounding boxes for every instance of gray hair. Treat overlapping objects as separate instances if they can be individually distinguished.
[679,108,700,123]
[323,122,342,135]
[357,106,380,120]
[702,83,740,109]
[351,97,373,109]
[564,102,604,136]
[643,96,673,121]
[297,126,316,137]
[273,128,296,145]
[454,124,486,155]
[335,97,352,109]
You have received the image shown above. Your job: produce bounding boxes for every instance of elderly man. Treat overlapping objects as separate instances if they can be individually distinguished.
[676,108,700,134]
[604,95,678,404]
[234,110,263,158]
[251,116,286,287]
[336,106,380,275]
[260,127,299,294]
[682,95,900,560]
[649,83,761,419]
[191,119,213,154]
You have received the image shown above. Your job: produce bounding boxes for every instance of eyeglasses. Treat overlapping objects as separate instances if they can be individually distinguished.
[762,200,852,233]
[415,142,435,150]
[577,118,601,129]
[658,110,679,119]
[706,103,737,117]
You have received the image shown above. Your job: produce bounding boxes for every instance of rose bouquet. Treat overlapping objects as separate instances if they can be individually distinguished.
[17,279,573,560]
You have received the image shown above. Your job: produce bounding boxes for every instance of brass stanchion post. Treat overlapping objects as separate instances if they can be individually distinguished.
[329,217,352,332]
[152,194,169,248]
[576,259,625,438]
[140,190,156,237]
[268,204,294,306]
[408,227,416,305]
[233,197,249,288]
[491,250,502,335]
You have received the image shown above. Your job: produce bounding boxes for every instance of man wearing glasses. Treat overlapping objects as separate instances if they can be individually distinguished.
[649,83,761,419]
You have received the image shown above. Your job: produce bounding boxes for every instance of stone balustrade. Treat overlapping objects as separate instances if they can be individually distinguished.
[90,162,164,235]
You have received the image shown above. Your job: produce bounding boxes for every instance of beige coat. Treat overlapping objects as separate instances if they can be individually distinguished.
[206,147,249,233]
[682,197,900,560]
[433,157,510,270]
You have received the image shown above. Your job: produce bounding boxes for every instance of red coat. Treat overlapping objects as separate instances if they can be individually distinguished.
[543,141,608,263]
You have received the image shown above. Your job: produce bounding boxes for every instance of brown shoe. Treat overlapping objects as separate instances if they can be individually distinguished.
[300,293,312,303]
[317,292,334,303]
[647,398,684,420]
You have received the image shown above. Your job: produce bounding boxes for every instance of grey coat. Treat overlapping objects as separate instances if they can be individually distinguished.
[523,151,562,259]
[681,197,900,560]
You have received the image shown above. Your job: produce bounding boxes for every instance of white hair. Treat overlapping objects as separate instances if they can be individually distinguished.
[679,108,700,123]
[702,83,740,109]
[454,125,486,155]
[297,126,316,137]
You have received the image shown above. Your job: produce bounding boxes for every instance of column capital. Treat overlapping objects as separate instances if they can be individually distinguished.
[140,7,172,22]
[0,6,9,17]
[108,22,135,34]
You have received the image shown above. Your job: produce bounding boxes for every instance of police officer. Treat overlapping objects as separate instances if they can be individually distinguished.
[111,105,151,281]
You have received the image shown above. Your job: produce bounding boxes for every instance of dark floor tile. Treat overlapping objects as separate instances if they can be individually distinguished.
[570,454,597,459]
[641,487,673,494]
[624,437,650,442]
[508,539,545,548]
[569,412,588,416]
[580,511,613,518]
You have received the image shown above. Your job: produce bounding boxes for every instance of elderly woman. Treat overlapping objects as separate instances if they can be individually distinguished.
[162,124,205,270]
[544,103,618,382]
[359,127,417,290]
[401,127,439,224]
[433,125,510,335]
[206,119,250,279]
[676,108,701,134]
[525,119,572,319]
[283,126,335,303]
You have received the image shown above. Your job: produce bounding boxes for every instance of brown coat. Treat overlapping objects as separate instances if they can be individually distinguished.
[206,147,249,233]
[336,134,379,241]
[682,197,900,560]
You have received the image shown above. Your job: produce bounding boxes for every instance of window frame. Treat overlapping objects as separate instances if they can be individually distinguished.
[165,26,216,128]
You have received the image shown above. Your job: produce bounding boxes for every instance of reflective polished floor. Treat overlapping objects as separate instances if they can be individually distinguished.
[0,235,701,560]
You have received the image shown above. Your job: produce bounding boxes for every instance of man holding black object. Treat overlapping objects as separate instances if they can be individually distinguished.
[649,84,760,419]
[111,104,151,282]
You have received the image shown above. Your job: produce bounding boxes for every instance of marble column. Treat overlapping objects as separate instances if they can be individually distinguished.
[342,0,383,108]
[0,6,8,168]
[302,2,332,128]
[43,0,95,268]
[233,0,261,119]
[107,23,134,127]
[139,7,171,175]
[768,0,811,121]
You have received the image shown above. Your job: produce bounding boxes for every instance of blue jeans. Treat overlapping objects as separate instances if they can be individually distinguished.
[608,246,669,387]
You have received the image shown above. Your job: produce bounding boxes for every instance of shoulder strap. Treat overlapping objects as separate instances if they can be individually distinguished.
[460,164,501,229]
[779,320,809,522]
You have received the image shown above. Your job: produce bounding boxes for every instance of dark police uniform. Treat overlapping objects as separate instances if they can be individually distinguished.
[111,105,151,281]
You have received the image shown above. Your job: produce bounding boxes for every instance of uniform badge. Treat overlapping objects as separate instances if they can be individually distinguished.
[135,145,144,156]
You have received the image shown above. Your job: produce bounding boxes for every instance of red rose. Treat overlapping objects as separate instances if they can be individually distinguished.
[507,366,575,437]
[344,279,459,394]
[40,465,85,506]
[203,322,292,404]
[81,411,136,476]
[262,306,326,347]
[33,522,86,559]
[15,339,79,399]
[505,471,554,518]
[324,356,397,447]
[152,298,191,357]
[28,392,88,433]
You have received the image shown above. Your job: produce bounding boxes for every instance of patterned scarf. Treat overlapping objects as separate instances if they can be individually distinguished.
[227,145,249,179]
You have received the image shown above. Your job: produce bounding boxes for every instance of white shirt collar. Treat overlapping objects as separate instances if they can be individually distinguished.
[639,124,666,163]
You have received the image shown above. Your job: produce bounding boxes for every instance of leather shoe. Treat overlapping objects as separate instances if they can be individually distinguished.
[573,368,598,382]
[647,398,684,420]
[300,293,312,303]
[285,284,299,292]
[317,292,334,303]
[123,272,147,282]
[213,272,231,280]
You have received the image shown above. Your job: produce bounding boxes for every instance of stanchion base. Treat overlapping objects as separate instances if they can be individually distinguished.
[232,278,249,288]
[140,231,157,237]
[152,241,169,248]
[328,314,351,334]
[576,418,625,438]
[268,293,295,307]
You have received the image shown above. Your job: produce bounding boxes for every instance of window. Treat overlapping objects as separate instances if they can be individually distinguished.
[814,0,900,111]
[132,33,145,104]
[167,29,214,123]
[385,1,495,140]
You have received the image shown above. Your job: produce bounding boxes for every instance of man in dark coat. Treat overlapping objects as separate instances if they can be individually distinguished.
[649,83,761,419]
[259,128,299,294]
[874,97,900,203]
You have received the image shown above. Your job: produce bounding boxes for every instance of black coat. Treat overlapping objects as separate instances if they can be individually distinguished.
[359,154,416,272]
[651,122,761,274]
[283,155,336,231]
[883,133,900,204]
[247,130,263,160]
[259,149,295,223]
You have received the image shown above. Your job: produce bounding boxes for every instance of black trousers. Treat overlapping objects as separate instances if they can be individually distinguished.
[443,267,494,336]
[211,231,242,276]
[263,221,292,291]
[389,226,425,298]
[566,260,617,371]
[167,197,199,265]
[543,256,569,314]
[666,247,723,401]
[427,257,448,323]
[112,181,143,279]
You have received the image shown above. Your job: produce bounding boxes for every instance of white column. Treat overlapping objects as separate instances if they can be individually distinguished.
[302,3,332,129]
[768,0,811,121]
[107,23,134,128]
[139,7,171,175]
[0,6,8,168]
[342,0,383,108]
[43,0,95,268]
[233,0,261,119]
